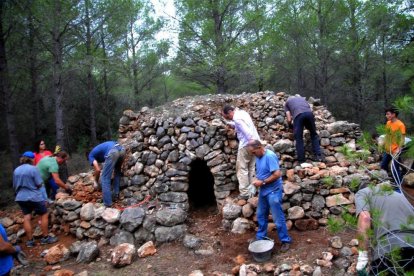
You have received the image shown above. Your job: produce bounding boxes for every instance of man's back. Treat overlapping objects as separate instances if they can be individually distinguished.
[37,156,58,181]
[284,96,311,120]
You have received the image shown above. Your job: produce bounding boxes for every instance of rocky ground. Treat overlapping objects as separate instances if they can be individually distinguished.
[5,203,359,276]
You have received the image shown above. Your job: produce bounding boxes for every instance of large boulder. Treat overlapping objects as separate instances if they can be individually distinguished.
[80,203,95,221]
[156,208,187,226]
[76,241,99,263]
[120,207,145,231]
[155,225,187,243]
[111,243,136,268]
[102,208,121,224]
[222,203,242,220]
[110,230,135,246]
[45,244,70,265]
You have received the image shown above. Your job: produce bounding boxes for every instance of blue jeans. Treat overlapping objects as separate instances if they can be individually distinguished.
[293,112,321,161]
[380,152,402,187]
[256,188,292,243]
[102,145,125,207]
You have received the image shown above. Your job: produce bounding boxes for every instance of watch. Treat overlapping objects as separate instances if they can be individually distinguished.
[262,180,266,185]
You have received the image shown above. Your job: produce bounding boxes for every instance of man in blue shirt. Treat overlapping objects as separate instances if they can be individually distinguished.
[13,151,58,247]
[247,140,292,252]
[0,223,16,276]
[88,141,125,207]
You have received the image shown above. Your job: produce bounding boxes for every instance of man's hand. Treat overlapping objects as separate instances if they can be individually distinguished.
[252,179,264,187]
[65,185,73,195]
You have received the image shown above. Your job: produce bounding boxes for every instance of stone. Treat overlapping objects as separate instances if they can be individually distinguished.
[76,241,99,263]
[110,230,135,246]
[326,121,357,134]
[137,241,157,258]
[80,221,91,229]
[120,207,145,231]
[131,175,146,186]
[231,218,250,234]
[340,246,353,257]
[195,144,211,158]
[69,241,82,255]
[155,225,187,243]
[223,203,242,220]
[311,195,325,211]
[316,259,332,268]
[111,243,136,268]
[242,203,254,218]
[0,217,14,228]
[195,246,214,256]
[403,172,414,187]
[273,139,293,152]
[156,208,187,226]
[288,206,305,220]
[312,266,322,276]
[330,236,343,249]
[189,270,204,276]
[45,244,70,264]
[102,208,121,223]
[333,257,351,269]
[247,197,259,208]
[348,239,359,246]
[263,263,276,273]
[284,182,301,195]
[80,203,95,221]
[183,234,202,249]
[54,269,74,276]
[158,192,188,203]
[61,199,82,211]
[325,194,351,207]
[300,264,314,275]
[75,271,88,276]
[134,227,154,245]
[294,218,319,231]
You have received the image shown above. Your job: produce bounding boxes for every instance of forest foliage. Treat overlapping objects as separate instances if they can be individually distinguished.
[0,0,413,168]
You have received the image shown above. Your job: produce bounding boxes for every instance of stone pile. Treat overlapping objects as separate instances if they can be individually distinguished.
[2,91,385,246]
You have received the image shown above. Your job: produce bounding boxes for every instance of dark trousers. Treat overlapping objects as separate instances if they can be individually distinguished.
[380,152,403,186]
[293,112,321,162]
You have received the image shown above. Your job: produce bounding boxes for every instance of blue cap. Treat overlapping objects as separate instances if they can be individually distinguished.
[22,151,35,159]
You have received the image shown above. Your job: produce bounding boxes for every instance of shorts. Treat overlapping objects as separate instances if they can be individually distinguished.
[17,201,47,215]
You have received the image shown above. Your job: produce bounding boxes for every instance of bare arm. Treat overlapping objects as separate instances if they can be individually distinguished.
[286,111,292,125]
[51,173,69,190]
[357,211,371,251]
[252,170,282,187]
[0,233,17,255]
[92,160,101,182]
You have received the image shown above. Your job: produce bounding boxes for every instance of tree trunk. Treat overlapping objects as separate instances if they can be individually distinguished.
[129,20,140,107]
[211,0,226,94]
[28,8,41,139]
[101,26,112,140]
[85,0,97,145]
[0,1,19,168]
[52,0,66,149]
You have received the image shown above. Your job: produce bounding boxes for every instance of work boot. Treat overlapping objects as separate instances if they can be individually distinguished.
[280,243,290,253]
[26,239,35,248]
[40,235,58,245]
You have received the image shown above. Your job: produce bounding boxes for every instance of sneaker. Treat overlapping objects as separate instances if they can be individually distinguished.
[26,239,35,248]
[280,243,290,253]
[40,235,58,245]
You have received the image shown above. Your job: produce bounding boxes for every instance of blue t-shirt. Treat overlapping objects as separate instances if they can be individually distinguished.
[256,149,283,196]
[88,141,116,165]
[13,164,44,202]
[0,224,13,275]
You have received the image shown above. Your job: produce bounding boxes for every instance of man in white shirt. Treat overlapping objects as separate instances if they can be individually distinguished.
[222,105,260,199]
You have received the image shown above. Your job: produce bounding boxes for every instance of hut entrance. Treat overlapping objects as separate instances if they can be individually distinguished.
[188,159,216,209]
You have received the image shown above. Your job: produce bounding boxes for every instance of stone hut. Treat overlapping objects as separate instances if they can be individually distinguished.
[2,91,385,246]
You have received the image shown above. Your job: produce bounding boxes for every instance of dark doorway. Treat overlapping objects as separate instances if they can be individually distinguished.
[188,158,216,209]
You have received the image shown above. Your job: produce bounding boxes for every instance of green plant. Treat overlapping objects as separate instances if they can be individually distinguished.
[327,216,343,234]
[322,176,335,188]
[349,177,361,191]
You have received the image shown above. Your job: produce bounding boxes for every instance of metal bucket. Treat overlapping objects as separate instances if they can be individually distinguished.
[248,238,274,262]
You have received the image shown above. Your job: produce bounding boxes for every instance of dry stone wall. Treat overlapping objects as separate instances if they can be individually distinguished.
[1,91,386,246]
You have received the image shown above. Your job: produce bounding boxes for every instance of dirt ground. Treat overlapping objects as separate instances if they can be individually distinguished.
[11,204,356,276]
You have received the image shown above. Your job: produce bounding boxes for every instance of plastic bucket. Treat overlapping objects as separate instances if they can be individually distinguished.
[248,239,274,262]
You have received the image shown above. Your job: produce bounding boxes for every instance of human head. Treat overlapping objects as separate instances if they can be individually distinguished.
[385,107,399,121]
[35,139,47,152]
[20,151,35,164]
[222,105,235,120]
[55,151,69,165]
[247,139,265,157]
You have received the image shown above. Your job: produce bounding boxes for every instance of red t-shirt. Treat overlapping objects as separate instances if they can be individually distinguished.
[34,150,53,165]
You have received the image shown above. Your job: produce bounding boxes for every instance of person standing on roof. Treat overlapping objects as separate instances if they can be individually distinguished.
[87,141,125,207]
[222,105,260,200]
[284,95,323,163]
